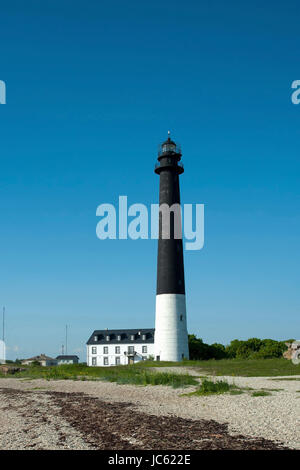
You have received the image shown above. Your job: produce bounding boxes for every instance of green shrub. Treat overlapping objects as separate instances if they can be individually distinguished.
[194,379,232,396]
[188,335,227,360]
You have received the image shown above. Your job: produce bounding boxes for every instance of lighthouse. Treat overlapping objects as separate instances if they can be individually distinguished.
[154,133,189,362]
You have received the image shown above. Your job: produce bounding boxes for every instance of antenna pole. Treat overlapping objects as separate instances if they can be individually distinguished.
[65,325,68,355]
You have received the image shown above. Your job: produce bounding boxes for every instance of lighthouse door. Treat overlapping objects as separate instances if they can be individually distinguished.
[128,357,134,365]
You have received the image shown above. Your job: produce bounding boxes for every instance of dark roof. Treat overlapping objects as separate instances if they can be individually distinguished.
[56,355,79,360]
[162,136,176,146]
[87,328,155,345]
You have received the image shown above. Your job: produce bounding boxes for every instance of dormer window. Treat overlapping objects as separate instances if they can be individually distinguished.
[117,335,121,341]
[130,334,135,341]
[106,335,110,341]
[142,334,146,341]
[94,335,98,341]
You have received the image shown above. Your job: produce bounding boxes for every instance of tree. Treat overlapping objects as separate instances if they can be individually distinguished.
[225,339,243,358]
[209,343,227,359]
[188,335,211,360]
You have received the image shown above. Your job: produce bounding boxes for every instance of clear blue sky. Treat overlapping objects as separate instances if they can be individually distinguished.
[0,1,299,361]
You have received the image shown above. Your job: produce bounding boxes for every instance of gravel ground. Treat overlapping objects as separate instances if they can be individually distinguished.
[0,372,299,450]
[0,386,93,449]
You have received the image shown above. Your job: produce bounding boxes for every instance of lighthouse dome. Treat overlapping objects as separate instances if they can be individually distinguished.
[161,137,176,154]
[158,132,181,158]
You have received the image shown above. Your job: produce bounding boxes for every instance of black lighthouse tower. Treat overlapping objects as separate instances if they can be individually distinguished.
[154,133,189,361]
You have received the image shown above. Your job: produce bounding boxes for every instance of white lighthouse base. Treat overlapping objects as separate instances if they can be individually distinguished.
[154,293,189,362]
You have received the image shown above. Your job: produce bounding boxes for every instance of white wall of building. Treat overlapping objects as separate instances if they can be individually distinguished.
[22,359,57,367]
[57,359,77,365]
[87,342,154,367]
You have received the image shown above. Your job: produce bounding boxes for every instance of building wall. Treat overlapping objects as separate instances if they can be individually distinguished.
[87,343,155,367]
[22,359,57,367]
[57,359,78,365]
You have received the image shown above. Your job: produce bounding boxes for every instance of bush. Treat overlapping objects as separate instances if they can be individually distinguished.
[194,379,232,395]
[30,360,42,367]
[188,336,227,360]
[189,336,290,361]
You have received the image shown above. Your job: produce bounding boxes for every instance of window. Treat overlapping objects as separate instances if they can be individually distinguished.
[106,335,110,341]
[180,315,183,321]
[115,357,120,365]
[130,334,135,341]
[117,335,121,341]
[103,357,109,365]
[92,357,97,366]
[115,346,120,354]
[142,334,146,341]
[103,346,108,354]
[94,335,98,341]
[92,347,97,354]
[162,143,176,153]
[142,346,147,353]
[128,346,134,354]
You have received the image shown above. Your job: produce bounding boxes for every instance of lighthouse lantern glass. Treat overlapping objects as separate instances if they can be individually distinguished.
[162,142,176,153]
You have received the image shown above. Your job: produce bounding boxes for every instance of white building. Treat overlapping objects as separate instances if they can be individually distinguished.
[86,329,155,366]
[56,355,79,365]
[21,354,57,367]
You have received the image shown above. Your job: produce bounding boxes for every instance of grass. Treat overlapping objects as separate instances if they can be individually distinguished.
[0,363,198,389]
[138,358,300,377]
[187,379,236,396]
[186,379,256,396]
[185,378,281,397]
[261,388,284,392]
[271,377,300,381]
[1,358,298,389]
[251,391,272,397]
